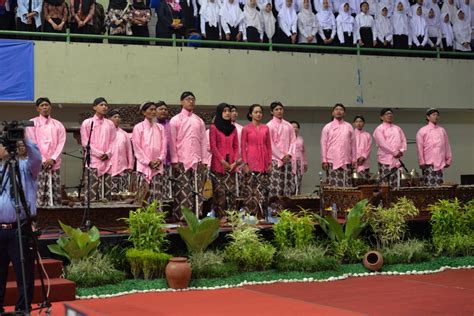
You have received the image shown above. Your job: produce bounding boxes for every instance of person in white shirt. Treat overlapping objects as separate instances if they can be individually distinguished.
[298,0,319,44]
[317,0,337,45]
[375,5,393,48]
[426,7,442,48]
[453,9,472,51]
[336,2,357,46]
[201,0,222,42]
[410,5,429,48]
[440,11,454,50]
[355,1,377,47]
[277,0,298,44]
[392,0,411,49]
[243,0,264,42]
[260,0,277,42]
[219,0,244,43]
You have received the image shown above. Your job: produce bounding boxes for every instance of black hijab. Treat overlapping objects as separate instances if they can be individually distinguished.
[109,0,128,10]
[214,103,235,136]
[74,0,95,15]
[132,0,148,10]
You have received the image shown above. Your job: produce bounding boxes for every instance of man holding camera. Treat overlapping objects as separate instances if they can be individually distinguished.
[0,137,42,313]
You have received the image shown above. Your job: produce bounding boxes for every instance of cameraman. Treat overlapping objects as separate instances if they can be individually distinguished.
[0,138,42,313]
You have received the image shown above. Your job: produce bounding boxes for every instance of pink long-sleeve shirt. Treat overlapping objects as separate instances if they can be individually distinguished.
[241,123,272,173]
[204,129,212,166]
[80,115,116,176]
[416,122,452,171]
[233,122,243,156]
[131,119,167,182]
[373,122,407,169]
[292,135,308,174]
[354,128,372,172]
[267,117,296,167]
[169,108,207,171]
[320,119,357,170]
[109,127,134,177]
[26,115,66,171]
[209,124,239,174]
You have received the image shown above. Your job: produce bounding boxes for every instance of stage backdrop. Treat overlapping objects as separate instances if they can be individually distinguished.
[0,40,34,101]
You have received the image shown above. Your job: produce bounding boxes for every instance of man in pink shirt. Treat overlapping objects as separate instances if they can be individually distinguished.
[80,97,117,202]
[353,115,372,180]
[416,108,452,187]
[107,109,134,194]
[26,97,66,206]
[320,103,357,187]
[373,108,407,187]
[267,101,296,198]
[169,91,208,220]
[156,101,173,201]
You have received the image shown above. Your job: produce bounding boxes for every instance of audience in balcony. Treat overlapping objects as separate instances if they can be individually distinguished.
[70,0,97,42]
[16,0,42,39]
[130,0,152,38]
[219,0,244,44]
[453,8,471,51]
[0,0,17,36]
[43,0,68,37]
[156,0,185,45]
[260,0,276,42]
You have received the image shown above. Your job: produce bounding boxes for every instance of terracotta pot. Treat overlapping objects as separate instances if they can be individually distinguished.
[363,251,384,271]
[165,257,192,289]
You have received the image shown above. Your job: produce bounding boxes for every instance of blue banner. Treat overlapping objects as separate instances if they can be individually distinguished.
[0,40,34,101]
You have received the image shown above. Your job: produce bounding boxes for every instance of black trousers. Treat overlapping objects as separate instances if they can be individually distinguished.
[0,225,35,312]
[359,27,374,48]
[393,34,409,49]
[16,18,38,40]
[42,18,66,41]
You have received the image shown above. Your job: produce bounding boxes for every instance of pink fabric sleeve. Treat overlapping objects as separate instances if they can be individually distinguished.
[399,127,407,153]
[80,120,102,158]
[320,125,328,163]
[302,139,308,167]
[362,133,372,160]
[159,125,167,163]
[373,127,397,156]
[265,128,272,167]
[232,128,239,162]
[105,123,116,158]
[51,123,66,161]
[200,123,208,165]
[169,119,179,164]
[126,136,134,170]
[444,129,453,166]
[351,128,357,163]
[415,128,425,166]
[241,127,248,164]
[132,126,151,166]
[209,125,224,162]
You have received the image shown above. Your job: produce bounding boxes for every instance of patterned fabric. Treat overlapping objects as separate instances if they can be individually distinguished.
[162,165,173,201]
[211,172,236,218]
[36,168,62,207]
[172,163,207,220]
[137,172,164,205]
[241,172,269,219]
[111,171,132,193]
[268,160,294,198]
[326,163,352,187]
[294,160,303,195]
[378,163,399,188]
[421,165,444,187]
[359,168,372,181]
[83,168,112,203]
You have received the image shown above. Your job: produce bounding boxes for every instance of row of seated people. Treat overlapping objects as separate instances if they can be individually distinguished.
[0,0,472,52]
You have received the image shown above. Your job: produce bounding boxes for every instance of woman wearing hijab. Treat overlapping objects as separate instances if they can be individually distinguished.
[277,0,298,46]
[241,104,272,220]
[410,5,429,49]
[441,0,457,23]
[260,0,277,43]
[243,0,264,43]
[219,0,244,45]
[336,2,356,47]
[440,12,454,51]
[209,103,239,221]
[106,0,132,44]
[392,1,411,49]
[200,0,222,43]
[70,0,97,42]
[453,9,472,51]
[374,5,393,48]
[42,0,68,37]
[156,0,185,45]
[130,0,151,39]
[132,102,167,205]
[297,0,318,47]
[316,0,336,45]
[355,2,376,48]
[426,7,442,48]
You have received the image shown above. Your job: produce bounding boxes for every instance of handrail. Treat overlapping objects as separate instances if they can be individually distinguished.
[1,29,473,58]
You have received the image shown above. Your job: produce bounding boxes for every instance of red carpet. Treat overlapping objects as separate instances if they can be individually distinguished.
[5,269,473,315]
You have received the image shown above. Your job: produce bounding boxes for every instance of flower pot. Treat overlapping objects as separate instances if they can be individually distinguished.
[165,257,192,289]
[363,251,384,271]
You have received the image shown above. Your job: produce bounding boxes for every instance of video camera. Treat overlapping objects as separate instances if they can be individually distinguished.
[0,120,34,154]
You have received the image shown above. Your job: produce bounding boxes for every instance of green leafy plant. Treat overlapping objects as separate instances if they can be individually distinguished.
[102,243,131,273]
[333,238,369,263]
[122,201,168,252]
[177,208,220,254]
[382,239,432,264]
[273,209,315,249]
[189,250,238,279]
[275,244,339,272]
[364,197,419,247]
[47,221,100,261]
[224,211,276,271]
[65,252,125,288]
[125,248,171,279]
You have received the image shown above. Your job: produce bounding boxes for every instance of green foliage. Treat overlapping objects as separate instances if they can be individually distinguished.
[430,199,474,256]
[333,239,369,263]
[122,201,168,252]
[365,197,419,247]
[47,221,100,261]
[314,199,368,243]
[224,210,276,271]
[125,248,171,279]
[65,252,125,288]
[189,250,238,279]
[273,209,315,249]
[101,243,131,273]
[275,244,340,272]
[177,208,220,254]
[382,239,432,264]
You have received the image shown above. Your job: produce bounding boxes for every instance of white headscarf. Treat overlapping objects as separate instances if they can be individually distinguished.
[411,4,427,36]
[426,7,440,28]
[298,1,316,27]
[316,5,334,25]
[244,0,263,33]
[260,0,276,38]
[278,0,298,31]
[219,0,244,27]
[440,12,454,45]
[375,5,392,37]
[201,0,221,27]
[392,1,410,34]
[453,9,471,39]
[337,2,354,23]
[441,0,457,22]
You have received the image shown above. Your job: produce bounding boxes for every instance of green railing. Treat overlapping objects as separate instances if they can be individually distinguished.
[1,29,473,59]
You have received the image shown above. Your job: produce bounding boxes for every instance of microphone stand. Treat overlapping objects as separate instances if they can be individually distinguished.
[81,121,93,231]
